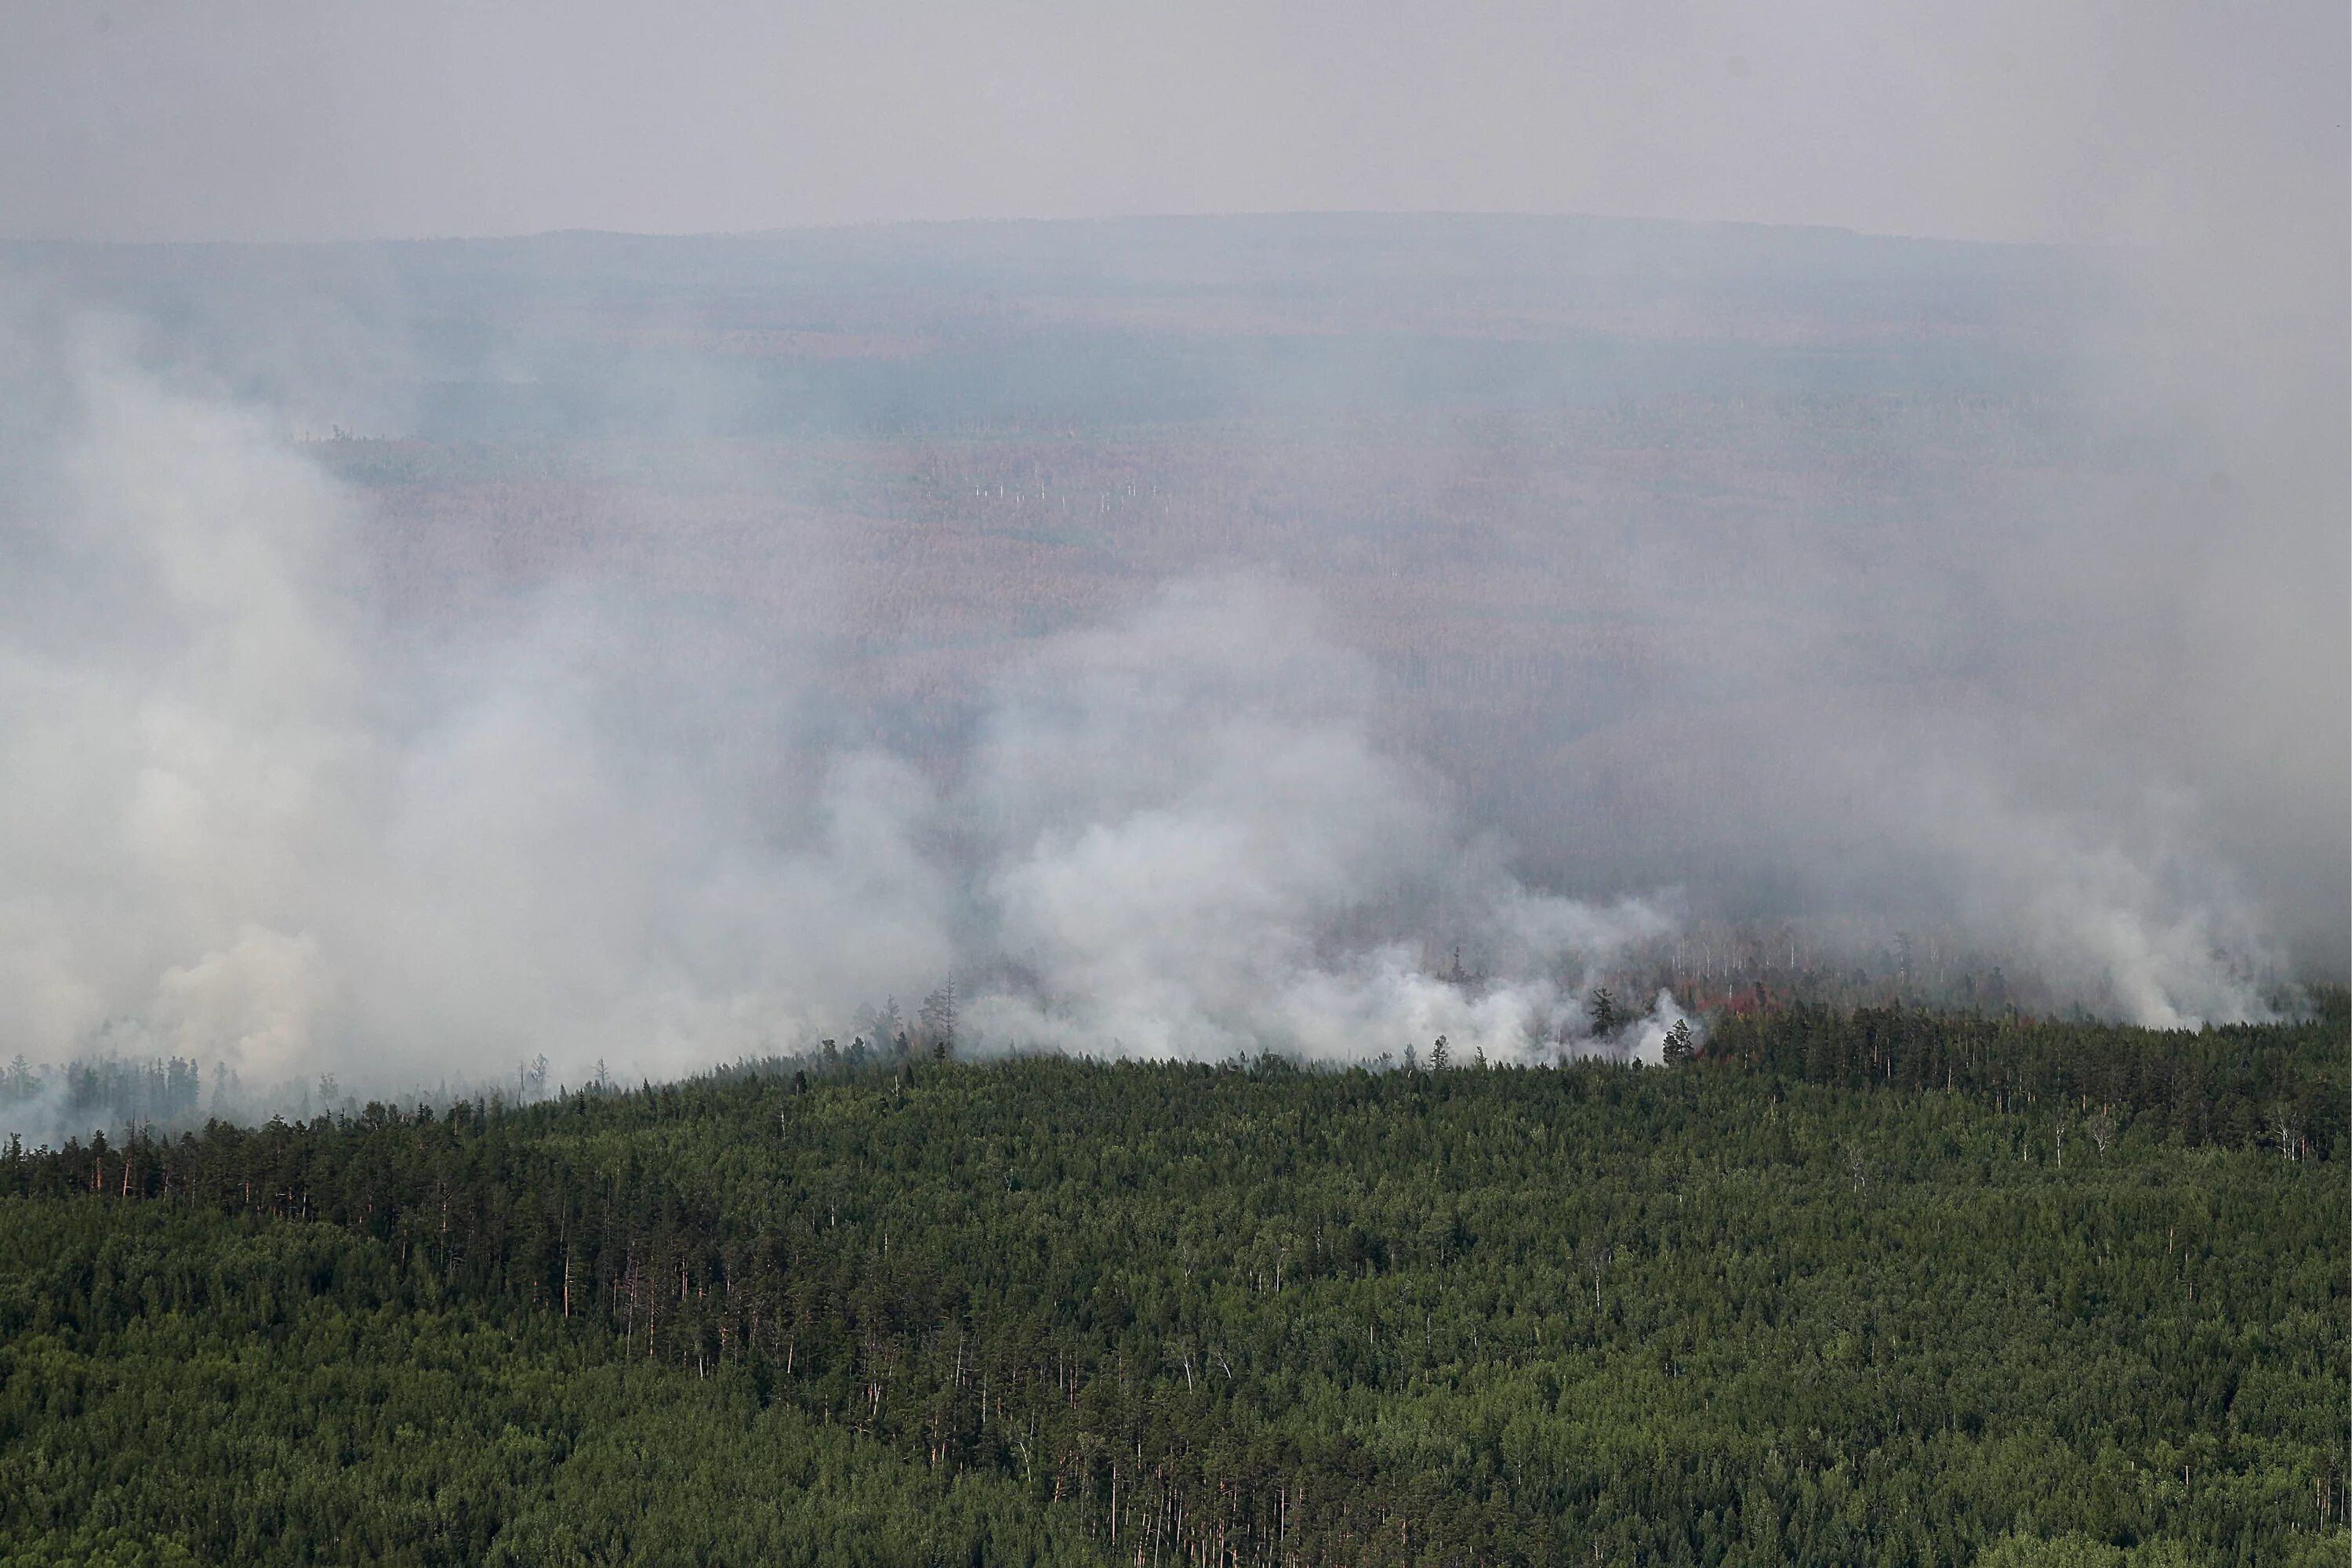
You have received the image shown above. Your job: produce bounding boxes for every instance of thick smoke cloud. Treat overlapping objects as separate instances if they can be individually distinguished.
[962,579,1673,1059]
[2,3,2338,1137]
[0,318,1694,1123]
[3,227,2329,1144]
[0,321,954,1098]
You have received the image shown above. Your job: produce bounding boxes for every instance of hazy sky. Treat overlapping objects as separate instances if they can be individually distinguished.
[3,1,2342,245]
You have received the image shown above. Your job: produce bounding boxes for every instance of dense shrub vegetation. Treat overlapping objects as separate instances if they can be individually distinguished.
[2,1004,2343,1566]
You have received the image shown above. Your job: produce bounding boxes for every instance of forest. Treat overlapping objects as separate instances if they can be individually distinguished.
[0,1000,2343,1566]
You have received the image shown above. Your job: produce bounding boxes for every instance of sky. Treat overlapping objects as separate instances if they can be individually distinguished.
[1,1,2343,247]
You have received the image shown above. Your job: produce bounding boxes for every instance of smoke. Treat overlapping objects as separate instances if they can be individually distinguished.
[1919,767,2280,1031]
[0,318,957,1098]
[0,318,1693,1111]
[1563,681,2292,1029]
[960,578,1674,1060]
[3,145,2337,1118]
[2,6,2336,1139]
[1622,991,1700,1068]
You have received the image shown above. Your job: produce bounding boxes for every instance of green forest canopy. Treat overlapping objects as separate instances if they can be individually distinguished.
[1,1000,2344,1566]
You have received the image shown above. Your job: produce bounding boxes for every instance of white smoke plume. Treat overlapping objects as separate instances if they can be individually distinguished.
[0,305,2301,1127]
[0,320,1676,1102]
[958,578,1675,1060]
[1623,991,1701,1068]
[1911,764,2281,1030]
[0,320,955,1096]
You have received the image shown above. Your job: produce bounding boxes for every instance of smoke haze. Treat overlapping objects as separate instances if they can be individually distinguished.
[0,320,1693,1114]
[0,5,2340,1128]
[3,2,2340,249]
[0,258,2327,1126]
[960,577,1676,1060]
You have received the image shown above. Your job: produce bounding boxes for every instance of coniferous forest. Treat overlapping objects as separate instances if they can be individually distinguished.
[0,1001,2343,1567]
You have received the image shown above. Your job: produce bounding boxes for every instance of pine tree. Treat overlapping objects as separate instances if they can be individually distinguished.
[918,982,958,1056]
[1588,988,1622,1038]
